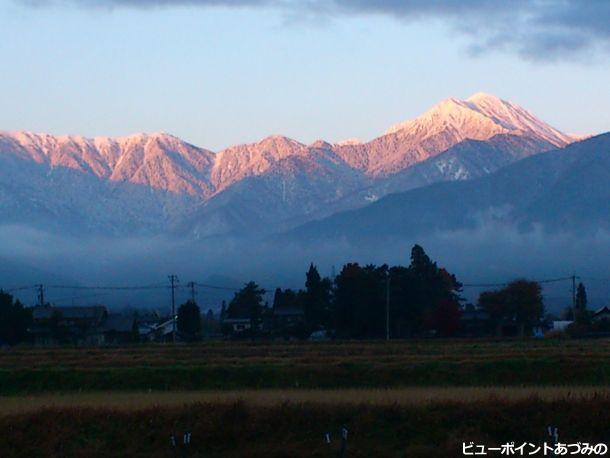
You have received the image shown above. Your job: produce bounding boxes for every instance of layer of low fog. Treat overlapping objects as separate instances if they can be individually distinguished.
[1,223,609,315]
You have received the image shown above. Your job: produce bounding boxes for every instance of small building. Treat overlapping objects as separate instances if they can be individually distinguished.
[309,329,331,341]
[31,305,141,346]
[150,318,176,342]
[136,311,165,341]
[593,306,610,322]
[273,306,305,327]
[272,305,305,338]
[458,306,491,337]
[102,314,137,344]
[136,316,176,342]
[31,305,108,346]
[223,318,252,336]
[552,320,574,331]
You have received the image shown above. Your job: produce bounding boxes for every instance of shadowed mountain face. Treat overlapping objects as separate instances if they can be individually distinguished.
[322,133,556,215]
[0,93,579,237]
[286,133,610,243]
[0,152,196,236]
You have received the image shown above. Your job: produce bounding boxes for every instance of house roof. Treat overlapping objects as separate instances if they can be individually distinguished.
[60,306,107,320]
[136,311,162,324]
[594,306,610,316]
[101,314,135,333]
[33,305,107,322]
[153,319,176,336]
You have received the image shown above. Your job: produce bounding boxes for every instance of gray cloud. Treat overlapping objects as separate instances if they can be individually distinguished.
[323,0,610,62]
[20,0,279,8]
[17,0,610,62]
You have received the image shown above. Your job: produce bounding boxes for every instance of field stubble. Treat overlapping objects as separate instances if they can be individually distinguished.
[2,340,610,456]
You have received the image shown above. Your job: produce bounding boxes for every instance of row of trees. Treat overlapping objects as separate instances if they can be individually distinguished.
[1,243,577,344]
[220,244,555,339]
[478,280,544,336]
[223,245,465,338]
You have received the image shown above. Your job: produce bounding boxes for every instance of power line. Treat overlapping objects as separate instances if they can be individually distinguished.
[46,284,167,291]
[193,282,242,292]
[2,273,608,304]
[540,276,578,284]
[46,292,112,305]
[580,276,610,282]
[2,285,38,293]
[462,276,577,288]
[461,282,508,288]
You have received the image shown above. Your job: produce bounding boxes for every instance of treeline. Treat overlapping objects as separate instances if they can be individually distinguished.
[222,244,547,339]
[0,290,32,345]
[2,243,594,344]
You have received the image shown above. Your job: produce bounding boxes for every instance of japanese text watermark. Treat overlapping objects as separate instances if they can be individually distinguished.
[463,442,608,456]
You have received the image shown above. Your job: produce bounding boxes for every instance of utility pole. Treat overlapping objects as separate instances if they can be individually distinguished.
[169,275,178,343]
[187,281,196,303]
[37,284,45,307]
[385,273,390,341]
[572,274,577,318]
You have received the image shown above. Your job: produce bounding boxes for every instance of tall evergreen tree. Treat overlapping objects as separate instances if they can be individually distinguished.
[333,263,387,339]
[0,290,32,345]
[410,244,436,276]
[220,301,227,322]
[303,263,332,331]
[575,282,589,324]
[397,244,463,336]
[177,300,202,341]
[272,288,283,310]
[228,282,266,332]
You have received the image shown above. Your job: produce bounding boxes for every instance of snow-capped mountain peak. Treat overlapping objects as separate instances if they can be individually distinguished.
[466,91,502,104]
[464,93,574,147]
[0,92,582,237]
[385,92,574,149]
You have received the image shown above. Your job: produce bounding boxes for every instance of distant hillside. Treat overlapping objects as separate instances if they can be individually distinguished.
[287,133,610,242]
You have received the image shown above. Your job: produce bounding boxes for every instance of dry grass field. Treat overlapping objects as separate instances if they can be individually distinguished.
[2,339,610,394]
[2,340,610,456]
[0,386,609,415]
[2,393,610,457]
[1,339,606,369]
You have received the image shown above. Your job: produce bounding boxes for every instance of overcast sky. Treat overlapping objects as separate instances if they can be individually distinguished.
[1,0,609,150]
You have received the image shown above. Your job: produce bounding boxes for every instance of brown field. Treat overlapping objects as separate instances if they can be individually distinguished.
[2,340,610,456]
[1,386,609,415]
[3,339,610,393]
[1,338,607,369]
[3,394,610,457]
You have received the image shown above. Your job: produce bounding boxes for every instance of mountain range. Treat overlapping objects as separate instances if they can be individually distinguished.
[289,132,610,242]
[0,93,588,238]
